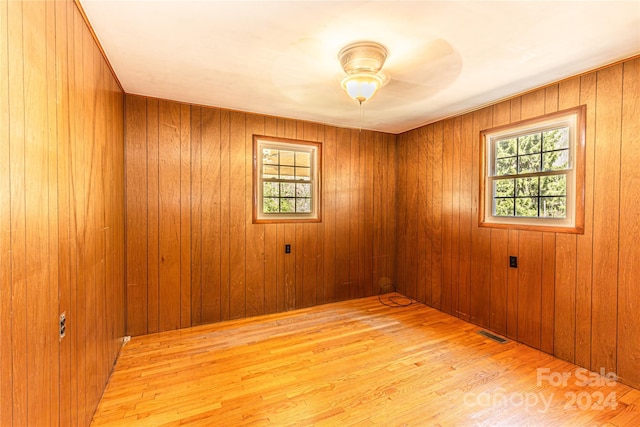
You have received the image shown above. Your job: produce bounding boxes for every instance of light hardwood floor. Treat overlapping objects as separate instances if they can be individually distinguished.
[91,294,640,426]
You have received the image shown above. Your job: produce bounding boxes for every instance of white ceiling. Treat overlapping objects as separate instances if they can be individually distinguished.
[80,1,640,134]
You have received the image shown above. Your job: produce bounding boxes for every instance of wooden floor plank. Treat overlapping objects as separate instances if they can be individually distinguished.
[92,295,639,426]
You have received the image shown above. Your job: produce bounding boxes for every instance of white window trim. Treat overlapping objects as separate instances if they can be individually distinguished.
[253,135,322,224]
[479,106,586,234]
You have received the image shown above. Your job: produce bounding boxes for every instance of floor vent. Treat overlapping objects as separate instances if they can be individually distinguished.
[477,330,508,344]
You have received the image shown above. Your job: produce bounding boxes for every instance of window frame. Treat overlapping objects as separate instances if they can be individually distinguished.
[479,105,586,234]
[253,135,322,224]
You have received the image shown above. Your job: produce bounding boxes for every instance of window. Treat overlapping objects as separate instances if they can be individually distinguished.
[479,106,585,233]
[253,135,321,223]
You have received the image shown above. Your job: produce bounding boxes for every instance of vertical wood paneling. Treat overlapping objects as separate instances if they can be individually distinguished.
[71,9,85,421]
[201,108,221,323]
[245,114,265,315]
[0,0,10,420]
[294,124,304,307]
[553,232,576,361]
[45,3,60,422]
[540,232,556,354]
[517,233,543,348]
[458,113,473,321]
[190,107,202,325]
[158,101,181,331]
[264,117,278,313]
[506,229,519,339]
[125,96,147,335]
[372,132,383,296]
[8,1,28,422]
[450,117,461,318]
[323,126,337,303]
[53,2,71,423]
[146,99,159,333]
[348,130,360,300]
[117,56,638,396]
[441,119,453,314]
[394,134,407,295]
[275,120,287,311]
[393,56,640,390]
[357,130,366,297]
[424,126,433,305]
[617,58,640,387]
[469,108,491,327]
[94,46,108,399]
[515,90,545,348]
[416,128,428,304]
[180,105,191,327]
[2,0,126,424]
[360,130,372,297]
[125,99,397,338]
[113,74,125,361]
[219,110,231,320]
[82,28,99,417]
[431,123,444,309]
[554,76,581,363]
[591,65,622,376]
[23,0,50,423]
[302,123,318,307]
[229,112,246,319]
[489,101,511,335]
[385,134,397,282]
[575,72,596,369]
[283,119,297,310]
[540,87,559,355]
[316,125,326,301]
[506,98,521,340]
[405,130,419,300]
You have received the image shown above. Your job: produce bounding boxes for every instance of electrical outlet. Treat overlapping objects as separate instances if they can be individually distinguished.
[59,312,66,339]
[509,256,518,268]
[285,244,291,254]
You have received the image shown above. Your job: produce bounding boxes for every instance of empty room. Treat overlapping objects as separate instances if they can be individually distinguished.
[1,0,640,425]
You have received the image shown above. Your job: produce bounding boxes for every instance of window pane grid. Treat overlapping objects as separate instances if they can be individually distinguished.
[493,127,570,177]
[491,126,570,219]
[481,106,584,232]
[260,145,315,215]
[492,173,567,218]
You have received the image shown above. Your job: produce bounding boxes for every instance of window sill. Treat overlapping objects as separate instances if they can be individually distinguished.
[479,218,584,234]
[253,217,322,225]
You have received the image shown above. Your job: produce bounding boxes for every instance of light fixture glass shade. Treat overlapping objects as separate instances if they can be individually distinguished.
[341,73,384,104]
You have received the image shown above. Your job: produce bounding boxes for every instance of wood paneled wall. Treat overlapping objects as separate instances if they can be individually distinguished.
[1,0,125,425]
[124,96,396,336]
[394,56,640,389]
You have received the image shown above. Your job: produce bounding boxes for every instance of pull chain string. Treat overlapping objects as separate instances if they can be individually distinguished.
[359,100,363,132]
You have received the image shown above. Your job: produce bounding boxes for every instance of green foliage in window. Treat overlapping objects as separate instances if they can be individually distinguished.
[518,154,541,173]
[540,175,566,196]
[541,197,566,218]
[516,197,538,217]
[281,183,295,197]
[496,157,517,176]
[259,142,318,217]
[280,198,295,213]
[518,133,541,155]
[296,198,311,213]
[542,128,569,151]
[495,198,514,216]
[494,179,514,197]
[263,182,279,197]
[496,138,517,158]
[264,197,279,213]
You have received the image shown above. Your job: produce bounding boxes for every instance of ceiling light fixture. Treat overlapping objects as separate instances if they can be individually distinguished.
[338,41,389,105]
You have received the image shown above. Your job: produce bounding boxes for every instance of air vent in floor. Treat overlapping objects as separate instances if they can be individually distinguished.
[477,330,508,344]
